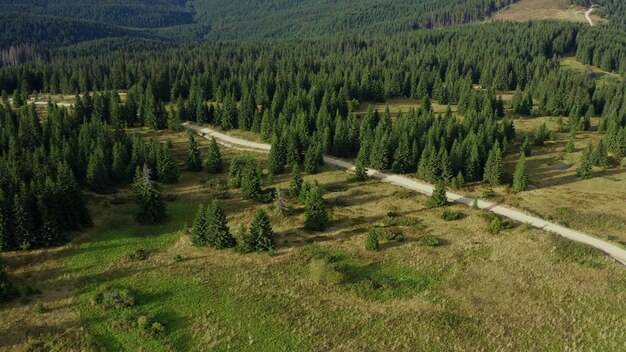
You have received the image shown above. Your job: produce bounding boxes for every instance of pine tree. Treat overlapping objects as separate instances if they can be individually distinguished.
[156,145,179,184]
[577,144,594,180]
[205,137,223,174]
[250,209,275,252]
[520,135,532,156]
[241,163,263,201]
[206,201,235,249]
[86,148,109,193]
[451,171,465,189]
[274,189,290,217]
[428,183,448,208]
[191,204,208,246]
[365,228,380,251]
[268,136,287,175]
[111,142,127,182]
[304,142,324,174]
[353,158,369,181]
[235,224,256,254]
[289,164,303,197]
[132,165,166,224]
[483,142,503,186]
[0,190,13,251]
[186,131,203,171]
[512,152,529,192]
[304,185,329,231]
[592,139,610,168]
[391,136,411,173]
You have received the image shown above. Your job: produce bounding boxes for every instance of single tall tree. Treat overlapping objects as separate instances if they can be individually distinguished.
[304,185,329,231]
[186,131,203,171]
[132,165,166,224]
[206,200,235,249]
[250,209,276,252]
[512,152,529,192]
[577,144,594,179]
[205,137,223,174]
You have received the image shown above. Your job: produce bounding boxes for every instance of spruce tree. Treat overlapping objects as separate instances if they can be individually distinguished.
[235,224,255,254]
[304,142,324,174]
[592,139,610,168]
[186,131,203,171]
[191,204,208,246]
[304,185,329,231]
[86,148,109,193]
[250,209,275,252]
[156,145,179,184]
[577,144,594,180]
[274,189,290,217]
[483,142,503,186]
[268,136,287,175]
[520,135,532,156]
[392,136,411,173]
[241,163,263,201]
[289,164,303,196]
[205,137,223,174]
[512,152,529,193]
[206,201,235,249]
[132,165,166,224]
[428,183,448,208]
[353,158,369,181]
[111,142,127,182]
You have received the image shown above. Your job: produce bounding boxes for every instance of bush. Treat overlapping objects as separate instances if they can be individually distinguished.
[35,299,46,313]
[380,228,404,242]
[490,218,515,233]
[441,210,461,221]
[93,287,136,310]
[417,235,441,247]
[173,254,183,262]
[137,315,166,336]
[365,228,380,251]
[127,248,149,261]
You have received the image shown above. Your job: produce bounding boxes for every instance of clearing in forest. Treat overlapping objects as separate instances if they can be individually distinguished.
[492,0,603,24]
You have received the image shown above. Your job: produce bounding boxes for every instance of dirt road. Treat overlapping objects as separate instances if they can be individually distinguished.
[184,122,626,266]
[585,5,595,26]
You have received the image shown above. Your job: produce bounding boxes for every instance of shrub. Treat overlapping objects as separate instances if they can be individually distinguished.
[365,228,380,251]
[0,267,17,303]
[309,259,344,284]
[93,287,136,310]
[490,218,515,233]
[127,248,149,261]
[441,210,461,221]
[380,228,404,242]
[417,235,441,247]
[173,254,183,263]
[35,299,46,314]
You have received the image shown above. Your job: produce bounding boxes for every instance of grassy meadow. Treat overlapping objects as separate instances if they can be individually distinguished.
[1,127,626,351]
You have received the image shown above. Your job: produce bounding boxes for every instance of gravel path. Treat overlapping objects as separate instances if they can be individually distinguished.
[184,122,626,266]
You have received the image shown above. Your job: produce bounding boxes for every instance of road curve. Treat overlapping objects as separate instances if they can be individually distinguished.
[184,122,626,266]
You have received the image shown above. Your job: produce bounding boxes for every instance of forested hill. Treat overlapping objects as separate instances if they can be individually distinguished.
[0,0,518,48]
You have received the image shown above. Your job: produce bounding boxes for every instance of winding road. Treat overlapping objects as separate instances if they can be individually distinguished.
[183,122,626,267]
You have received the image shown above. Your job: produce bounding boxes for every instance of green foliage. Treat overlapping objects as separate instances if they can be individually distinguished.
[577,144,594,180]
[483,142,503,186]
[512,152,529,193]
[93,286,136,310]
[441,210,461,221]
[304,184,329,231]
[289,164,303,196]
[204,201,236,250]
[490,218,515,233]
[205,137,223,174]
[428,183,448,208]
[0,266,17,303]
[365,228,380,251]
[132,165,166,225]
[417,235,441,247]
[565,131,576,153]
[353,159,369,181]
[249,209,276,252]
[240,163,263,201]
[127,248,149,261]
[186,131,203,171]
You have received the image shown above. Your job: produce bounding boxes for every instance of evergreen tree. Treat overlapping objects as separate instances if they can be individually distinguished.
[111,141,127,182]
[353,158,369,181]
[289,164,303,197]
[250,209,275,252]
[206,200,235,249]
[274,188,290,217]
[86,148,109,193]
[235,224,255,254]
[191,204,208,246]
[268,136,287,175]
[520,135,532,156]
[365,228,380,251]
[132,165,166,224]
[592,139,610,168]
[241,163,263,201]
[304,185,329,231]
[156,145,179,184]
[205,137,223,174]
[483,142,503,186]
[304,142,324,174]
[512,152,529,192]
[577,144,594,180]
[391,136,411,173]
[186,131,203,171]
[428,183,448,208]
